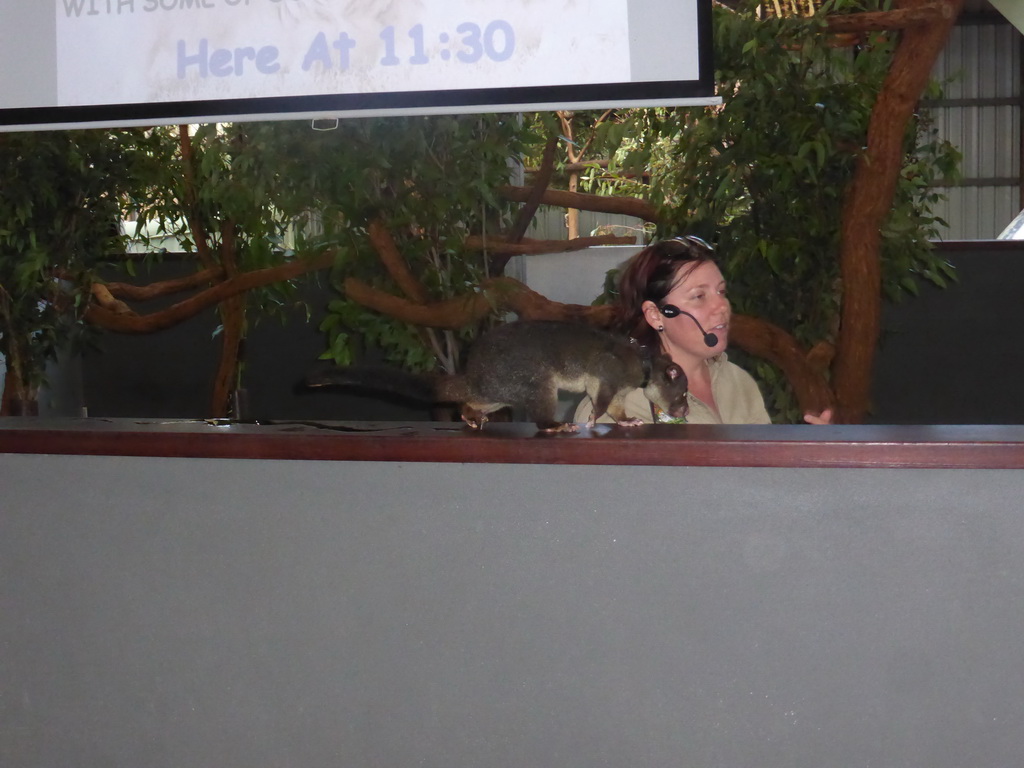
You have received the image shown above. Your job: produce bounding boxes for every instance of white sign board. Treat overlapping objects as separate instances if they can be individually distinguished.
[1,0,715,131]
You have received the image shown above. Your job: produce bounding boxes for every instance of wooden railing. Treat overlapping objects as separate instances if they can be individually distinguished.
[3,417,1024,469]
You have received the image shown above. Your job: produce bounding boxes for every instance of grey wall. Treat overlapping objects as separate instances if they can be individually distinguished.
[3,453,1024,767]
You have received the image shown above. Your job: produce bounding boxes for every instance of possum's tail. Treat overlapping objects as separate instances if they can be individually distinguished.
[303,364,451,404]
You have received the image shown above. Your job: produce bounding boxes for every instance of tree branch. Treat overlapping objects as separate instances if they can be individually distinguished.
[729,315,834,416]
[89,283,134,314]
[498,185,659,222]
[831,0,964,423]
[367,217,430,303]
[824,2,953,34]
[178,125,216,271]
[506,134,560,245]
[464,234,636,254]
[343,276,614,330]
[85,252,336,333]
[102,266,226,301]
[210,218,242,417]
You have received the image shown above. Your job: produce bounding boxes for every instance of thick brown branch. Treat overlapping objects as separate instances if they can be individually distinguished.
[367,217,430,303]
[831,0,964,423]
[85,252,336,333]
[498,185,659,222]
[822,33,866,49]
[89,283,134,315]
[220,219,238,276]
[103,266,226,301]
[558,112,580,165]
[343,276,614,330]
[573,109,614,162]
[464,234,636,254]
[506,134,560,245]
[210,219,243,418]
[211,293,245,417]
[178,126,216,270]
[824,2,952,34]
[729,315,834,416]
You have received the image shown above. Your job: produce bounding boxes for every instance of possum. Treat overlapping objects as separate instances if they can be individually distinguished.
[305,320,688,432]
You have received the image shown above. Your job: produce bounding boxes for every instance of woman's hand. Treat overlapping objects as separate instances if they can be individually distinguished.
[803,408,834,425]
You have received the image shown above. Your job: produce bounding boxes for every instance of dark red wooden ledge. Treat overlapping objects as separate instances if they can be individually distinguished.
[3,417,1024,469]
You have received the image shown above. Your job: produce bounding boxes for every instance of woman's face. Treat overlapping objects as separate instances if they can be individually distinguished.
[642,260,731,364]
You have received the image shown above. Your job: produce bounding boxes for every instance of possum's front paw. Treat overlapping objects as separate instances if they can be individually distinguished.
[461,405,488,429]
[538,422,579,433]
[615,418,645,428]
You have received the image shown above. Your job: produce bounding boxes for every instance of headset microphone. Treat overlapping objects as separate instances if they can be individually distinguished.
[658,304,719,348]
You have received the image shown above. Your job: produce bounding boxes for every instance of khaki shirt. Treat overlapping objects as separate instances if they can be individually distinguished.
[573,353,772,425]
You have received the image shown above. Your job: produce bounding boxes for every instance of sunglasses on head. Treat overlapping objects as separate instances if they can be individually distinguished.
[658,235,714,255]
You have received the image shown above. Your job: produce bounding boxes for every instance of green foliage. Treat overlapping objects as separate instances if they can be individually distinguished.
[247,114,524,373]
[1,3,961,416]
[0,116,526,404]
[651,2,872,345]
[653,0,956,332]
[127,124,312,328]
[533,0,960,421]
[0,129,155,398]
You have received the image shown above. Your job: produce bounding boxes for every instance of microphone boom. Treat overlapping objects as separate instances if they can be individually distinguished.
[658,304,719,347]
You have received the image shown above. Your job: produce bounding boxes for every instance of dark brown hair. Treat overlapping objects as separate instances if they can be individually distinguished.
[615,236,716,350]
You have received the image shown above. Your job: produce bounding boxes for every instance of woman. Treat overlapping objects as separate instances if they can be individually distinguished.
[575,236,833,425]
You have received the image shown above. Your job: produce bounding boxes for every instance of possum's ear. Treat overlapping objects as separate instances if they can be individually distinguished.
[666,363,685,382]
